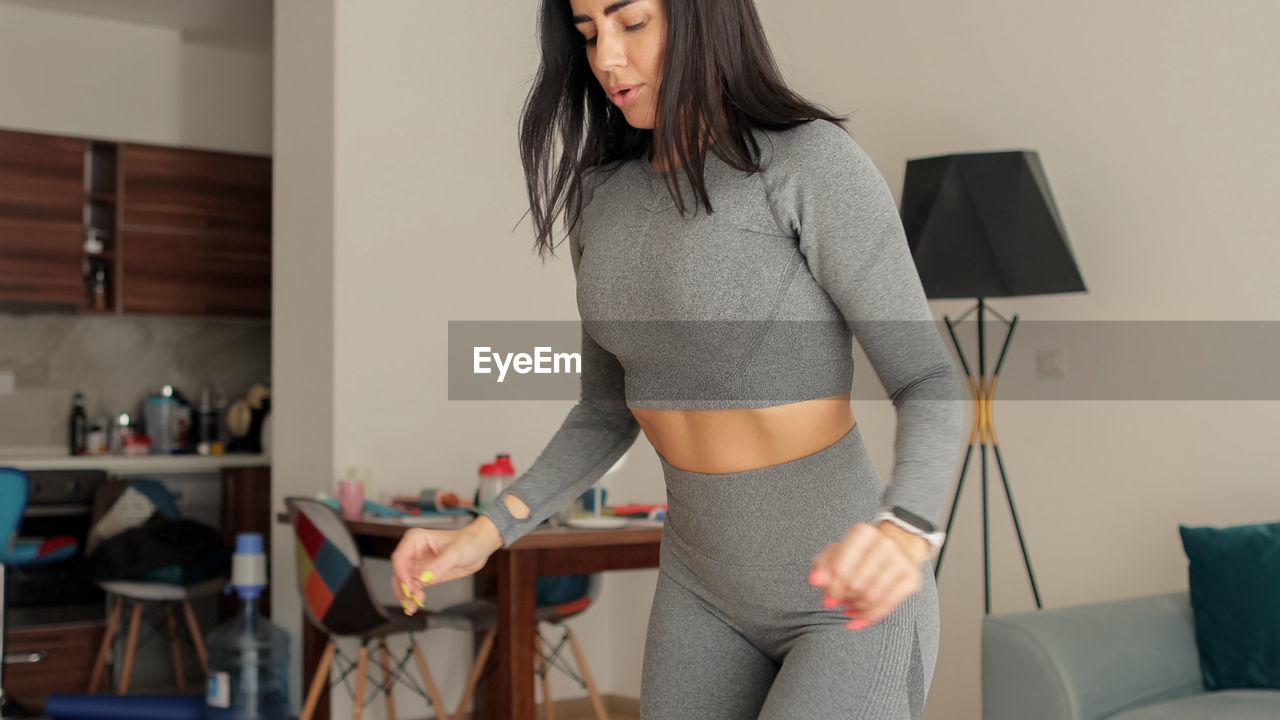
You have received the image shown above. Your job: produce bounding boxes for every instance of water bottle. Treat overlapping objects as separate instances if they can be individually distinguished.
[205,533,290,720]
[478,453,516,506]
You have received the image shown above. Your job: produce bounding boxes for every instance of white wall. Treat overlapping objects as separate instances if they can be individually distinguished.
[0,0,271,154]
[272,0,336,712]
[747,1,1280,718]
[276,1,1280,719]
[179,41,274,155]
[275,0,631,715]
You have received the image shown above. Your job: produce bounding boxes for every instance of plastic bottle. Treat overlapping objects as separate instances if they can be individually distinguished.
[145,387,177,454]
[478,453,516,506]
[205,533,290,720]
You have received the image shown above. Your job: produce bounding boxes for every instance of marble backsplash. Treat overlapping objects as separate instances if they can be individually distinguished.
[0,312,270,450]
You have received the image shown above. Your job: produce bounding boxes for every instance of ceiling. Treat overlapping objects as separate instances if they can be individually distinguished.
[4,0,272,54]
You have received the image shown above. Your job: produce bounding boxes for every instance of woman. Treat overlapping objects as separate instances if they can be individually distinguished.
[392,0,965,717]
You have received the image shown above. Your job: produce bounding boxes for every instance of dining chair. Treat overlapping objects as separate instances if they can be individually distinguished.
[532,573,609,720]
[84,478,227,695]
[286,497,500,720]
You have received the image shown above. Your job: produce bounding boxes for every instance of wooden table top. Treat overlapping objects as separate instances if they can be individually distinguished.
[277,512,663,550]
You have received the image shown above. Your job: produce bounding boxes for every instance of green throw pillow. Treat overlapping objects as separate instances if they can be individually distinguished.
[1178,521,1280,691]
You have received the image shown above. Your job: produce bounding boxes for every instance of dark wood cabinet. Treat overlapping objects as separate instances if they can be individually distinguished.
[121,143,270,235]
[0,127,271,318]
[0,219,84,306]
[0,129,84,223]
[117,143,271,317]
[122,228,270,316]
[5,621,106,712]
[0,130,88,308]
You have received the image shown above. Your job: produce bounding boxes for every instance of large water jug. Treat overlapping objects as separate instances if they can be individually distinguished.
[205,533,290,719]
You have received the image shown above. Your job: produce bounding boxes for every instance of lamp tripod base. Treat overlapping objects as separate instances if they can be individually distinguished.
[932,299,1044,615]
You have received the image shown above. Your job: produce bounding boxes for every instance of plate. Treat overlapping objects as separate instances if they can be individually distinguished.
[567,517,630,530]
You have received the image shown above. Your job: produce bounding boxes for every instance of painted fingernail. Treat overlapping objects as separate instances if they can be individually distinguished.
[822,595,840,609]
[843,608,858,616]
[413,593,425,608]
[845,618,870,631]
[400,582,412,597]
[401,600,414,616]
[419,571,435,583]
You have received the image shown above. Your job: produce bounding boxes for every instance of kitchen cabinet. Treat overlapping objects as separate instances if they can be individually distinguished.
[120,143,270,234]
[0,129,83,223]
[0,127,271,318]
[4,621,106,711]
[0,219,83,306]
[0,130,87,307]
[121,228,270,316]
[117,143,271,317]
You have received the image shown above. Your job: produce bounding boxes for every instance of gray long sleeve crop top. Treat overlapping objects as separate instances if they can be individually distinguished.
[480,119,965,547]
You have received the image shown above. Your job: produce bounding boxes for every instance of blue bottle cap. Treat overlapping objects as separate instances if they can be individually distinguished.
[236,532,264,556]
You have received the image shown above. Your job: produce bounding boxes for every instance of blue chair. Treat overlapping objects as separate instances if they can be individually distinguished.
[1,467,79,718]
[531,573,609,720]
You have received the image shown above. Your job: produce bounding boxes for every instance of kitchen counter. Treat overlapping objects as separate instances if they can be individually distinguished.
[0,451,269,473]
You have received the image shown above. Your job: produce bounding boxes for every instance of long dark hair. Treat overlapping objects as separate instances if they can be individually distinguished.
[518,0,847,260]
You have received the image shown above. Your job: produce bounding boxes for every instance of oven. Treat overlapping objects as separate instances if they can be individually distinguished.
[4,469,107,711]
[6,469,107,626]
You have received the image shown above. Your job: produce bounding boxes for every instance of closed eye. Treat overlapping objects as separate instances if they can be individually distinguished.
[584,21,646,47]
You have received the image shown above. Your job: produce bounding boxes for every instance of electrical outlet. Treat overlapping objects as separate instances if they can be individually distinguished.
[1036,349,1067,380]
[0,370,14,396]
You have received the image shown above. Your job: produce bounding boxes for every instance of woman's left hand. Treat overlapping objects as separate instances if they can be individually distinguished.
[808,521,930,630]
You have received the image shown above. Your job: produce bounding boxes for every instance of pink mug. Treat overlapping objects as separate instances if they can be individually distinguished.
[337,479,365,521]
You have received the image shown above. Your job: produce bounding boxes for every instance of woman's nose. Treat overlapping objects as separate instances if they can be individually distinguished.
[593,30,626,71]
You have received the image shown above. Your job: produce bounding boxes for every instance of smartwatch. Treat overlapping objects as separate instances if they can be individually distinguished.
[873,506,946,562]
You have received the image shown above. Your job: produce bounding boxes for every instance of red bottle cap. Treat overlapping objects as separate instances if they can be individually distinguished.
[480,454,516,475]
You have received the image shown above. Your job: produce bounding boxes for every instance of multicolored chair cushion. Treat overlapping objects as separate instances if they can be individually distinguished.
[1,466,26,550]
[288,497,389,637]
[0,466,79,566]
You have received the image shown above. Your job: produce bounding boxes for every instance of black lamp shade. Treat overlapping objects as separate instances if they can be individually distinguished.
[901,150,1086,299]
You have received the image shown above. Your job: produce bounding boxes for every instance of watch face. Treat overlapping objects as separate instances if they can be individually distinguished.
[893,506,936,534]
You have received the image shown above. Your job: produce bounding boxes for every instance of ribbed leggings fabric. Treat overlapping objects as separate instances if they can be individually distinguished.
[639,424,940,720]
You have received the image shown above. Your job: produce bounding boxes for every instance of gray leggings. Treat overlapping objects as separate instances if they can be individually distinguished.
[639,424,940,720]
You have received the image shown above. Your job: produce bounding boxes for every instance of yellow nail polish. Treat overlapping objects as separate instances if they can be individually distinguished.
[419,571,434,583]
[400,581,411,596]
[413,593,425,607]
[401,601,414,615]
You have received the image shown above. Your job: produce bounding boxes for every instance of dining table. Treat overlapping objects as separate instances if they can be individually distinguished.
[283,513,663,720]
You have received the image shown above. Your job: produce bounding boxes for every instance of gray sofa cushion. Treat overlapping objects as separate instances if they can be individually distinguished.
[983,593,1205,720]
[1107,689,1280,720]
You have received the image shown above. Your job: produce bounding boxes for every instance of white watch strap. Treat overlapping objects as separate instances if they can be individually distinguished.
[873,510,945,561]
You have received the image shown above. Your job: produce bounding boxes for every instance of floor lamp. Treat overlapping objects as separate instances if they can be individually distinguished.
[900,150,1087,614]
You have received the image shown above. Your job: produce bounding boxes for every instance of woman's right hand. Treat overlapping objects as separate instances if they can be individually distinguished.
[390,516,503,614]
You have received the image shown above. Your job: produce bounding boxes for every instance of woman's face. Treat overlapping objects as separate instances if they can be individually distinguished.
[569,0,668,130]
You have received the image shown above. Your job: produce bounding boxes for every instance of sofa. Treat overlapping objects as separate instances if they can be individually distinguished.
[982,591,1280,719]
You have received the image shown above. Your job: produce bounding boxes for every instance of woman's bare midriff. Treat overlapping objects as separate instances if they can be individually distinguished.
[496,393,857,521]
[631,393,857,474]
